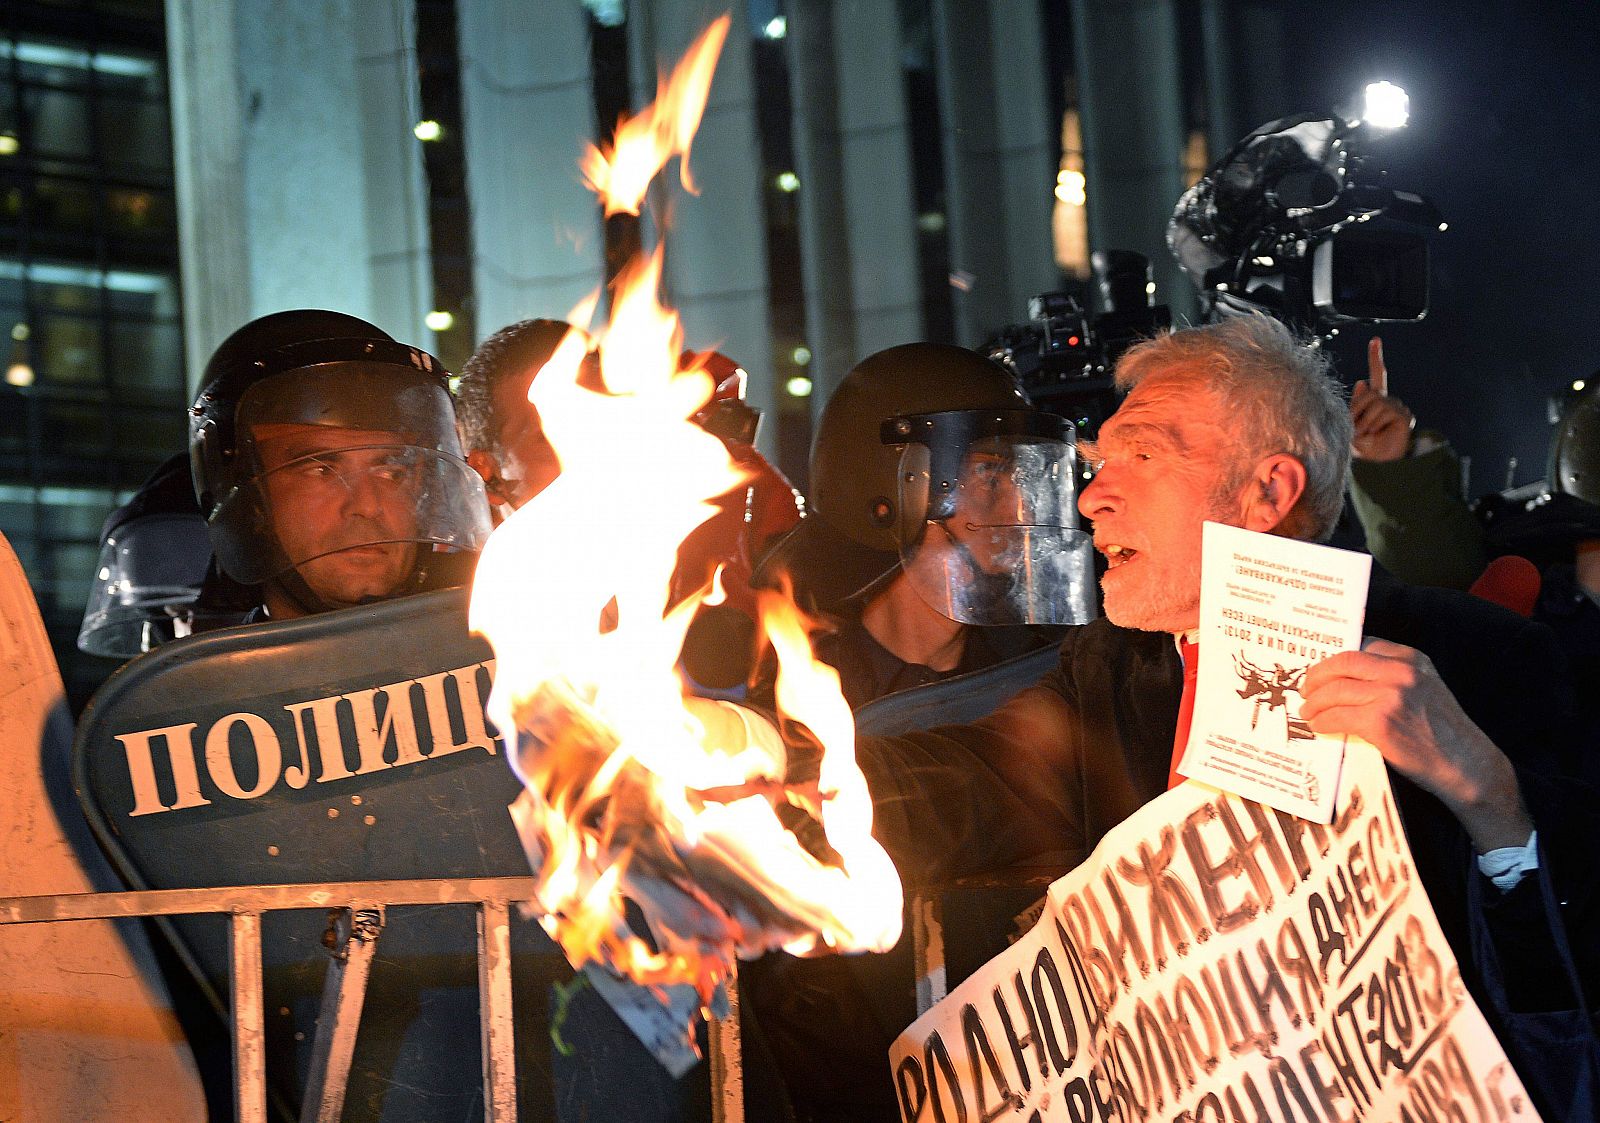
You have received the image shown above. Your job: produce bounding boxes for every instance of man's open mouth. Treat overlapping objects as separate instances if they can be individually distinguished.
[1101,543,1139,568]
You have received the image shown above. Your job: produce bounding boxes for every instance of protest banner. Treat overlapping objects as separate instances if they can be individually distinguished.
[890,748,1540,1123]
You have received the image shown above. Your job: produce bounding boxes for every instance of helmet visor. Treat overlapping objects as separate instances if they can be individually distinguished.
[78,512,217,657]
[895,430,1095,625]
[208,360,491,586]
[211,440,491,586]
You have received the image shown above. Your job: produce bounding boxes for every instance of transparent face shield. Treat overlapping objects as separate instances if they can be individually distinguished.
[78,512,217,657]
[209,364,492,586]
[889,411,1096,626]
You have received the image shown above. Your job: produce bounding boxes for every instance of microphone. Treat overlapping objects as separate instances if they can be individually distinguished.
[1468,555,1542,618]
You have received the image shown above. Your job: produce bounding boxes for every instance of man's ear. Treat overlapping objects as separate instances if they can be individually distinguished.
[1242,454,1308,533]
[466,449,512,508]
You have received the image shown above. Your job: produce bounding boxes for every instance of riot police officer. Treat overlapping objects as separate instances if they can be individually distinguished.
[189,309,492,620]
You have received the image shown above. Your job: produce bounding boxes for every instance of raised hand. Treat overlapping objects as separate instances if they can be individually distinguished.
[1350,337,1417,463]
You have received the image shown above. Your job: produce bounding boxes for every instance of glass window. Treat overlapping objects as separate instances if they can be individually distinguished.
[0,181,22,222]
[1,9,179,714]
[91,48,162,99]
[110,318,181,390]
[43,397,107,450]
[97,96,171,172]
[3,534,41,581]
[37,313,103,384]
[33,175,97,234]
[104,185,174,239]
[34,269,101,314]
[0,389,27,446]
[109,403,184,458]
[22,84,92,162]
[94,0,166,25]
[39,495,109,540]
[106,268,177,316]
[46,540,101,611]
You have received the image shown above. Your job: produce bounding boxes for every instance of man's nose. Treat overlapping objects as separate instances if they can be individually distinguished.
[1078,467,1118,519]
[338,468,386,516]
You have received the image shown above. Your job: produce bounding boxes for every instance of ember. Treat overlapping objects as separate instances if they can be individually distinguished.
[470,12,902,1010]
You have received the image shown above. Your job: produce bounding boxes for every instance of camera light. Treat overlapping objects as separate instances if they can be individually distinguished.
[764,16,787,39]
[5,361,33,387]
[425,310,454,332]
[0,133,18,156]
[776,171,800,193]
[785,376,813,398]
[414,119,443,142]
[1438,222,1449,232]
[1574,380,1587,393]
[792,345,812,366]
[1362,82,1409,129]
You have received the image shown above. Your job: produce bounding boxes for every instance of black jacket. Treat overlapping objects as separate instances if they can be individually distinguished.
[856,567,1598,1115]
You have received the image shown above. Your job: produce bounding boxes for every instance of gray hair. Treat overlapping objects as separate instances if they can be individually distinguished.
[1115,315,1351,540]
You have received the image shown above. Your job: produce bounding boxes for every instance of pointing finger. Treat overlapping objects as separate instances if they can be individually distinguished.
[1368,337,1388,396]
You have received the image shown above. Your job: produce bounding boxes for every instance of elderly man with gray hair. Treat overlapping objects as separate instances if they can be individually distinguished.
[829,315,1597,1116]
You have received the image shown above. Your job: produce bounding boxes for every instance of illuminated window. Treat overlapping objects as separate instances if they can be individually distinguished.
[1052,109,1090,280]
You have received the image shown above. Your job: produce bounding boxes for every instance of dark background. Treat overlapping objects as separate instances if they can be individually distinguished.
[1257,0,1600,493]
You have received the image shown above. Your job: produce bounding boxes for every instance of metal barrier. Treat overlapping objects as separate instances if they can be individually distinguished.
[0,876,746,1123]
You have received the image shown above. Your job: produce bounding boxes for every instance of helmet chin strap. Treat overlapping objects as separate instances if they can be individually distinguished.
[266,552,430,618]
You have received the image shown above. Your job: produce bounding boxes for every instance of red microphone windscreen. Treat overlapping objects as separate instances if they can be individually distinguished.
[1468,555,1542,617]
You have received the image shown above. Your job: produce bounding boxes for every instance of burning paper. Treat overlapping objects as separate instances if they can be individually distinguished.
[470,14,902,1009]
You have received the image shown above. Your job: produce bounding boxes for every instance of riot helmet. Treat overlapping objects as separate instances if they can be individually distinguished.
[78,453,243,657]
[1550,378,1600,509]
[760,342,1094,623]
[190,309,492,614]
[1481,376,1600,564]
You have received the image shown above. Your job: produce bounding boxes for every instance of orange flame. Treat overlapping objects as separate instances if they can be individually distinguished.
[580,14,731,217]
[471,14,902,1006]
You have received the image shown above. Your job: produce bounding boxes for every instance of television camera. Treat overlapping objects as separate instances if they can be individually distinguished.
[1169,100,1445,335]
[983,249,1170,439]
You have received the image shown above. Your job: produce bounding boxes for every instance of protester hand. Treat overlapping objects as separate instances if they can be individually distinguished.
[1350,337,1416,462]
[1300,638,1532,852]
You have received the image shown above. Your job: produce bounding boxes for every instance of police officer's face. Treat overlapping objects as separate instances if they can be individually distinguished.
[943,447,1024,574]
[255,424,420,609]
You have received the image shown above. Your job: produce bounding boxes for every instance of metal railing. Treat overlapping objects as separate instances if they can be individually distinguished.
[0,874,747,1122]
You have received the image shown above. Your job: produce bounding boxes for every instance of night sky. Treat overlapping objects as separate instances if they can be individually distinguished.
[1272,0,1600,495]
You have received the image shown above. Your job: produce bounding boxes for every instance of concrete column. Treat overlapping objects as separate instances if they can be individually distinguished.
[830,0,923,364]
[456,1,605,340]
[1071,0,1194,323]
[166,0,434,392]
[627,1,777,435]
[931,0,1059,346]
[787,0,923,409]
[165,0,249,390]
[355,0,434,348]
[784,0,856,409]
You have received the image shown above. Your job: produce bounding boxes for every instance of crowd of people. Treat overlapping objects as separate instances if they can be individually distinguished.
[61,302,1600,1119]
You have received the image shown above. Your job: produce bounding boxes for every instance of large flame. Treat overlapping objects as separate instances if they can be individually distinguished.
[471,14,902,1007]
[580,14,730,217]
